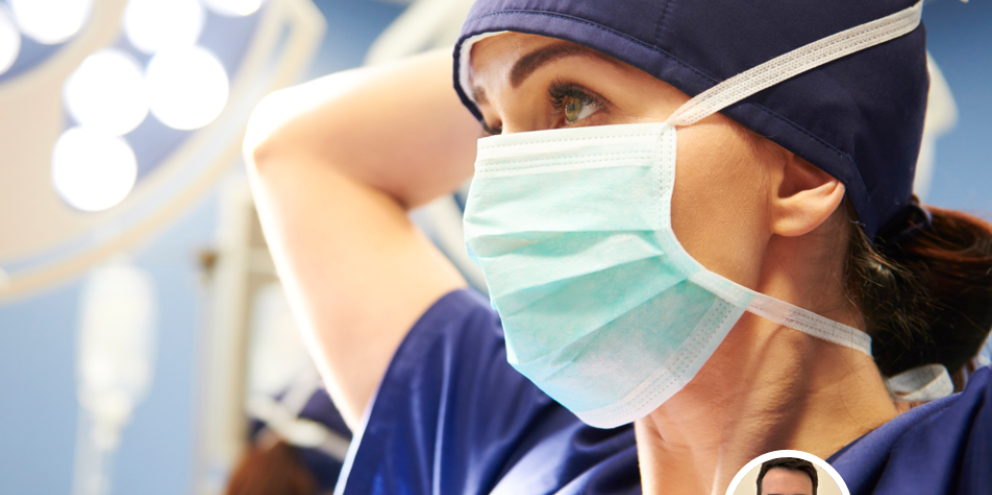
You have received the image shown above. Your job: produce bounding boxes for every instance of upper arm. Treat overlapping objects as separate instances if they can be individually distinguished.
[244,49,481,426]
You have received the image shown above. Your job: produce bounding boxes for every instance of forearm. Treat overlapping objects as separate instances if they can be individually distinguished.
[245,48,481,209]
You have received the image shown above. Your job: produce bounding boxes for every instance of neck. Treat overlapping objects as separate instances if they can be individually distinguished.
[636,232,898,495]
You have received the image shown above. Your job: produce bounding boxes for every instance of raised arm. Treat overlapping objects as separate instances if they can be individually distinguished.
[244,49,481,426]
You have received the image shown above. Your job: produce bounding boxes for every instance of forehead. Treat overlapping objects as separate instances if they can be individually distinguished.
[471,32,561,66]
[762,467,814,495]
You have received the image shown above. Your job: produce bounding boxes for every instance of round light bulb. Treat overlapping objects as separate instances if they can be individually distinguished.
[123,0,205,54]
[146,46,229,130]
[201,0,265,17]
[10,0,92,45]
[63,49,149,137]
[52,128,138,212]
[0,6,20,75]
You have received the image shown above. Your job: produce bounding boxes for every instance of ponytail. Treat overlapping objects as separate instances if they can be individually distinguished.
[846,201,992,379]
[225,440,317,495]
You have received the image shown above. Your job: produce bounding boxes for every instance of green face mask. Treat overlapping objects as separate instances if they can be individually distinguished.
[463,121,871,428]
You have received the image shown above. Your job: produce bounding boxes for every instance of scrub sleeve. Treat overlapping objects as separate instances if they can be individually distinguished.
[334,289,641,495]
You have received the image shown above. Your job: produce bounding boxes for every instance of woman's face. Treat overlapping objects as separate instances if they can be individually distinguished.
[469,33,777,289]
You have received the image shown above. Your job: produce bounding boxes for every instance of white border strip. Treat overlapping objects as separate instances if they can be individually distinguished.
[457,31,508,108]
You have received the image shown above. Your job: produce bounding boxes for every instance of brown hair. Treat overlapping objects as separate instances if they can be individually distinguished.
[845,202,992,379]
[224,440,317,495]
[757,457,818,495]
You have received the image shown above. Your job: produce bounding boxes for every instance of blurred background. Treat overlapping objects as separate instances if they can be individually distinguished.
[0,0,988,494]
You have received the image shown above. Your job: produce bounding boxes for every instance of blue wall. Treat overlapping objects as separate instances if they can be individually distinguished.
[0,1,988,494]
[0,276,81,494]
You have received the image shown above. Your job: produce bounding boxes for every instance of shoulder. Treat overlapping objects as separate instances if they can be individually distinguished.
[830,366,992,494]
[338,288,641,495]
[338,288,546,493]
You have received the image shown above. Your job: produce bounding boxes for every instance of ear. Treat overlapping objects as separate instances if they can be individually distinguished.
[769,152,846,238]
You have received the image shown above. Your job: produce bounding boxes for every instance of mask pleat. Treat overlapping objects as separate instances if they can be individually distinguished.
[498,254,689,367]
[515,281,720,412]
[475,230,664,299]
[464,163,664,239]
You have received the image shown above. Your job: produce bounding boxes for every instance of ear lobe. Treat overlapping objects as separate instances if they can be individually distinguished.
[770,152,846,238]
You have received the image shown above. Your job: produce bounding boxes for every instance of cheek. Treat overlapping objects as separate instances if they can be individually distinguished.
[670,124,769,288]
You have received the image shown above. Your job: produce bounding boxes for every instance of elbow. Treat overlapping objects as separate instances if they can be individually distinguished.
[243,86,357,179]
[243,89,292,173]
[243,70,372,183]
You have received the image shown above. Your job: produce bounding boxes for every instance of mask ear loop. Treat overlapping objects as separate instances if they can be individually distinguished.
[885,363,954,402]
[662,0,924,129]
[659,1,923,357]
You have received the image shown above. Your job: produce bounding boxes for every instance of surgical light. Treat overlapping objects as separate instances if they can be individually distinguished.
[63,49,149,137]
[202,0,266,17]
[9,0,92,45]
[146,46,229,130]
[51,127,138,212]
[0,5,19,75]
[122,0,205,55]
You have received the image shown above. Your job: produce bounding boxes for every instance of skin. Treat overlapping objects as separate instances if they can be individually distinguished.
[245,34,899,495]
[760,468,815,495]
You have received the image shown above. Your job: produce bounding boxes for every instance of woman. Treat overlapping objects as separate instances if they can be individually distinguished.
[243,0,992,493]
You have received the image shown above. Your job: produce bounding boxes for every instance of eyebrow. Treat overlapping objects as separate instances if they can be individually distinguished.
[509,41,625,88]
[472,85,489,105]
[470,41,626,104]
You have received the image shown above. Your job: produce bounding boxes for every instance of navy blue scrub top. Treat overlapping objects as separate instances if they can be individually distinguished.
[334,289,991,494]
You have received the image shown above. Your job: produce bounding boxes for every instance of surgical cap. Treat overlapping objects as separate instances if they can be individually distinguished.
[453,0,929,240]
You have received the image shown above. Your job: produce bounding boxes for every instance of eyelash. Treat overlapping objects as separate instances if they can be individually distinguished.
[480,81,607,135]
[481,121,502,137]
[547,80,605,125]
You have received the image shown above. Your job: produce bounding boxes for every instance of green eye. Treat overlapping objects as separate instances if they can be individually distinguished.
[563,95,583,123]
[549,82,603,126]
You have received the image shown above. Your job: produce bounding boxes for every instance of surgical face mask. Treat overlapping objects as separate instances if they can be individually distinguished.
[462,2,924,428]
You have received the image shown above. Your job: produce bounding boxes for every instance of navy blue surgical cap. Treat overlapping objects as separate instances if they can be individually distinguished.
[453,0,929,240]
